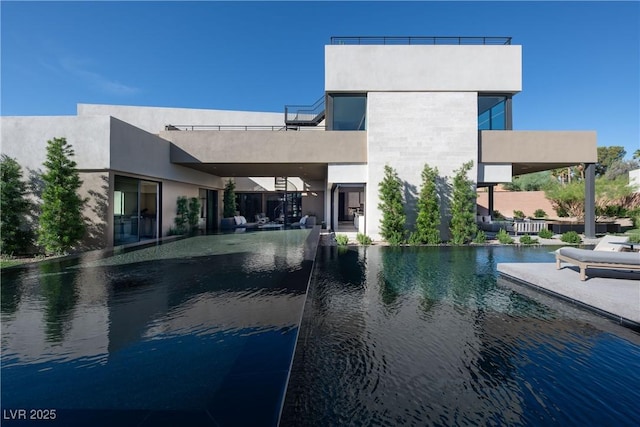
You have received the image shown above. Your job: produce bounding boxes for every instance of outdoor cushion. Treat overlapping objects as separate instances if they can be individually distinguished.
[234,216,242,225]
[300,215,308,225]
[240,216,247,225]
[557,247,640,265]
[593,234,630,252]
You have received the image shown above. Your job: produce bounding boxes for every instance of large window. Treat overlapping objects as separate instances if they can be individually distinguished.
[478,95,511,130]
[329,93,367,130]
[113,176,159,245]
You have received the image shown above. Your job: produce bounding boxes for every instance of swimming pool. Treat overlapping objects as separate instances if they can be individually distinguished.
[281,245,640,426]
[1,229,318,427]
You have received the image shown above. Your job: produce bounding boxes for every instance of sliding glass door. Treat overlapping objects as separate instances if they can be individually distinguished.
[114,176,159,246]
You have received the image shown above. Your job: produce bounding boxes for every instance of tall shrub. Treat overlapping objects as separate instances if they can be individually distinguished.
[449,160,477,245]
[188,197,201,233]
[410,163,440,244]
[1,155,31,254]
[38,137,86,254]
[378,165,406,245]
[223,179,237,218]
[174,196,189,234]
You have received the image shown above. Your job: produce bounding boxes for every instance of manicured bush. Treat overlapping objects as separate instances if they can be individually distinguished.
[519,235,539,245]
[335,234,349,246]
[533,209,547,218]
[627,231,640,244]
[561,231,582,244]
[538,228,554,239]
[174,196,189,234]
[497,228,514,244]
[492,210,505,220]
[449,161,477,245]
[38,137,87,255]
[513,210,525,220]
[473,230,487,244]
[188,197,201,234]
[356,233,372,245]
[378,165,406,245]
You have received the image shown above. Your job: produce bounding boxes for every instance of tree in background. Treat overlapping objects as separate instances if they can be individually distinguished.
[449,161,478,245]
[409,163,440,244]
[502,170,555,191]
[38,138,87,255]
[1,155,31,254]
[633,149,640,160]
[223,179,237,218]
[378,165,406,245]
[596,146,626,177]
[603,159,640,181]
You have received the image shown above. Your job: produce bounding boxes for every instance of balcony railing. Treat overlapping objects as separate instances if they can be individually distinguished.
[284,96,325,126]
[330,36,512,45]
[164,124,325,131]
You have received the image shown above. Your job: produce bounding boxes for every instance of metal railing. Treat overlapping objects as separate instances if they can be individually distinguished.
[164,124,325,131]
[284,96,325,126]
[330,36,512,45]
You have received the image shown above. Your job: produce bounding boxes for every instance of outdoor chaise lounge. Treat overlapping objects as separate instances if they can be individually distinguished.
[556,246,640,281]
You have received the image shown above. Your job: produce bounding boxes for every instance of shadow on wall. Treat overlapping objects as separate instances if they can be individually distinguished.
[26,168,108,253]
[84,174,110,251]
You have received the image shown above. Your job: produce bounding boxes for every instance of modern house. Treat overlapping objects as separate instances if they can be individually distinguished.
[1,36,598,249]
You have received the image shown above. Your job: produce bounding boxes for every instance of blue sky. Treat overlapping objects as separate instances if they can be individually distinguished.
[1,1,638,158]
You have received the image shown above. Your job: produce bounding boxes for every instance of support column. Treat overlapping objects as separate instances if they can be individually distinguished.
[488,185,495,218]
[584,163,596,238]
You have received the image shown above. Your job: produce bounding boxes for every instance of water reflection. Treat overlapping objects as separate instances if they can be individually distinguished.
[282,245,640,427]
[1,231,316,425]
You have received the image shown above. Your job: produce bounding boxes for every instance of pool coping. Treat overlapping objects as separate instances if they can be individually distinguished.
[277,225,321,425]
[497,262,640,331]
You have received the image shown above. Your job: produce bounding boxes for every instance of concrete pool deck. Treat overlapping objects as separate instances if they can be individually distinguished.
[497,262,640,328]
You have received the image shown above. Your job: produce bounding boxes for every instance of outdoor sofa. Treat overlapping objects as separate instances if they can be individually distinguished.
[220,216,259,230]
[555,247,640,281]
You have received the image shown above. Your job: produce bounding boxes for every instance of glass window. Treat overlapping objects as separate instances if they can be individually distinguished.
[478,95,509,130]
[331,94,367,130]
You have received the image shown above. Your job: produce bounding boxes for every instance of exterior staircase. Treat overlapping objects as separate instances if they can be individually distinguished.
[284,96,325,128]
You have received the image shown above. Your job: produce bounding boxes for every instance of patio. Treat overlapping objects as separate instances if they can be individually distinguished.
[497,262,640,328]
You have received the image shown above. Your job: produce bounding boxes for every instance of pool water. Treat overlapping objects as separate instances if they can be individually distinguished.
[1,230,317,427]
[281,245,640,426]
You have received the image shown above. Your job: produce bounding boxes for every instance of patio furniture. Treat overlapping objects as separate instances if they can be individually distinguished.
[593,234,630,252]
[555,247,640,281]
[255,213,269,225]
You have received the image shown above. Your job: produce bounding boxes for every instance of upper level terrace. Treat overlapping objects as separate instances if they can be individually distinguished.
[329,36,512,45]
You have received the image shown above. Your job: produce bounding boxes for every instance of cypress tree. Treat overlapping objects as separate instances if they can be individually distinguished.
[449,160,478,245]
[1,155,31,254]
[378,165,406,245]
[410,163,441,244]
[38,138,87,254]
[223,179,237,218]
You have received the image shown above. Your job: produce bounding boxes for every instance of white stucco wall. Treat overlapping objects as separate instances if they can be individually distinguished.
[1,116,111,171]
[478,163,513,183]
[365,92,478,240]
[109,118,223,189]
[327,163,368,183]
[78,104,284,134]
[326,45,521,92]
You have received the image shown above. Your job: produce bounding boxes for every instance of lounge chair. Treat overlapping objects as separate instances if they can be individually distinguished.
[592,234,630,252]
[555,247,640,281]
